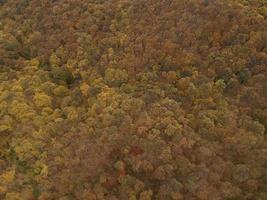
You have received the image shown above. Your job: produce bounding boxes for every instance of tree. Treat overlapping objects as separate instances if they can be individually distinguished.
[105,68,129,87]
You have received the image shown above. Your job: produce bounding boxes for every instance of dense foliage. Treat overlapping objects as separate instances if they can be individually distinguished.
[0,0,267,199]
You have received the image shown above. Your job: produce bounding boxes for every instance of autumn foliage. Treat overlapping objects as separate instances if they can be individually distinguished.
[0,0,267,199]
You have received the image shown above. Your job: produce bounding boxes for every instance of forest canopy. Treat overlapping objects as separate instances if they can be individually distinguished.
[0,0,267,199]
